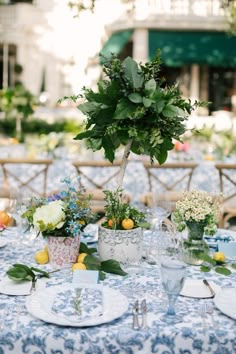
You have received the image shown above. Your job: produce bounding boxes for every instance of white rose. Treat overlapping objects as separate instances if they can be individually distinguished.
[33,200,66,231]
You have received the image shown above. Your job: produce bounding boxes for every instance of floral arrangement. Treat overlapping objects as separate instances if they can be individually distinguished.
[172,190,220,236]
[21,176,94,238]
[101,188,146,230]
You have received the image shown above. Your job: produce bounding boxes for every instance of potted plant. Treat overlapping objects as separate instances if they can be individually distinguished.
[21,176,94,268]
[98,188,146,262]
[172,190,220,265]
[61,51,205,261]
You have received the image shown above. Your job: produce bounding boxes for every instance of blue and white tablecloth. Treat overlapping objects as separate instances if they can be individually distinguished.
[0,228,236,354]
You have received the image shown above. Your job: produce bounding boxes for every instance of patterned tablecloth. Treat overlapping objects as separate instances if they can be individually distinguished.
[0,228,236,354]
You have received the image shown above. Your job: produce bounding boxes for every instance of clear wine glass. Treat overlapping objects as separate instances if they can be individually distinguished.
[160,256,186,323]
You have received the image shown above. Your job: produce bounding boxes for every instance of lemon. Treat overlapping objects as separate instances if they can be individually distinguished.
[213,252,225,263]
[0,211,11,226]
[77,253,87,263]
[121,218,134,230]
[72,262,86,271]
[35,250,49,264]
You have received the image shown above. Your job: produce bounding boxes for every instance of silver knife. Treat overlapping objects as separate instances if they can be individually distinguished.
[203,279,215,298]
[141,299,148,329]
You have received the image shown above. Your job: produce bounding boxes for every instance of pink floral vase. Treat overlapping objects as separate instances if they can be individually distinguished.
[47,235,80,268]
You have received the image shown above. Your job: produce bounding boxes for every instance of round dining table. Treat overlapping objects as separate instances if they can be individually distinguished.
[0,227,236,354]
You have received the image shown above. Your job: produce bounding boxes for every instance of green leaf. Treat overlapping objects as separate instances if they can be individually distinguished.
[74,130,94,140]
[113,98,136,120]
[215,267,231,276]
[101,259,128,276]
[144,79,156,94]
[12,263,35,277]
[122,57,144,89]
[200,265,211,273]
[99,271,106,281]
[143,97,152,108]
[79,242,97,255]
[162,104,179,118]
[83,255,101,271]
[199,253,216,266]
[6,264,34,282]
[231,263,236,269]
[128,93,142,103]
[30,267,49,278]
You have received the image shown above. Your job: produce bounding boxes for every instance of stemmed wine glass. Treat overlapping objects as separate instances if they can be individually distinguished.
[160,256,186,323]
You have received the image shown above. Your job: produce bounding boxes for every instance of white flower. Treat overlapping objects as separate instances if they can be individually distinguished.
[33,200,66,232]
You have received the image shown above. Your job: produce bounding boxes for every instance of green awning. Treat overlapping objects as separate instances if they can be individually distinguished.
[100,30,133,58]
[149,30,236,67]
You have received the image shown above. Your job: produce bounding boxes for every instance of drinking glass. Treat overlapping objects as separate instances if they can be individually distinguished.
[160,256,186,323]
[147,221,177,265]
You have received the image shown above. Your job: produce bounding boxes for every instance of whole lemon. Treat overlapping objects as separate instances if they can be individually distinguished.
[77,253,87,263]
[0,211,11,226]
[121,218,134,230]
[72,262,86,271]
[213,252,225,263]
[35,250,49,264]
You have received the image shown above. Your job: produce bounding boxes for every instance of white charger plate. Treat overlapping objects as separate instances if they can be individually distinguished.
[26,284,129,327]
[0,277,45,296]
[0,237,8,248]
[214,288,236,320]
[180,279,221,298]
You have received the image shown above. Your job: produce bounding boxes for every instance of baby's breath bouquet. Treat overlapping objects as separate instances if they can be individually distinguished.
[21,176,94,238]
[172,190,220,236]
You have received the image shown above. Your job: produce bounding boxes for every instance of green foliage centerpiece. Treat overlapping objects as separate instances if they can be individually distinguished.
[61,51,205,262]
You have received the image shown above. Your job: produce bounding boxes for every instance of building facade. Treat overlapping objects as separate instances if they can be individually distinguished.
[1,0,236,114]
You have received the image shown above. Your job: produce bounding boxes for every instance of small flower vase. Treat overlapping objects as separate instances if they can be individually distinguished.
[182,222,209,266]
[47,235,80,268]
[98,226,143,263]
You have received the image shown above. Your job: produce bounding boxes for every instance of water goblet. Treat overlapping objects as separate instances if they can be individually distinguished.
[160,256,186,323]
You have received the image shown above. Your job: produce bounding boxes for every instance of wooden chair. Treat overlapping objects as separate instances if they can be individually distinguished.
[215,163,236,228]
[72,160,131,214]
[0,158,53,197]
[141,161,198,210]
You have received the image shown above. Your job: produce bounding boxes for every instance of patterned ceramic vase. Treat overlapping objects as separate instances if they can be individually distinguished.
[47,234,80,268]
[98,226,143,263]
[182,222,209,266]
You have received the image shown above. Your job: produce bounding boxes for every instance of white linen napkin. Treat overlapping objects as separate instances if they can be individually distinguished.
[51,285,103,322]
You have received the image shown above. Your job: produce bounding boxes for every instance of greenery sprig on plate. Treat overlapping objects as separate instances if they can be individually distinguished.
[6,264,49,282]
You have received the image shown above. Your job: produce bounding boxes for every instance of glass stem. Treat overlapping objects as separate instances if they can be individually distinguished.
[166,294,177,316]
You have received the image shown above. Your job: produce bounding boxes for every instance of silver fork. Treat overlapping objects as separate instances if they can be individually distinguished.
[132,300,140,330]
[206,303,216,328]
[199,303,208,329]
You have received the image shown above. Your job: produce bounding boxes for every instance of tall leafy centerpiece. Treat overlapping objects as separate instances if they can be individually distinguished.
[61,51,205,262]
[70,51,205,191]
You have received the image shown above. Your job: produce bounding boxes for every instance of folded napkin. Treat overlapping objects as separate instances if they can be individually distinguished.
[51,286,103,322]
